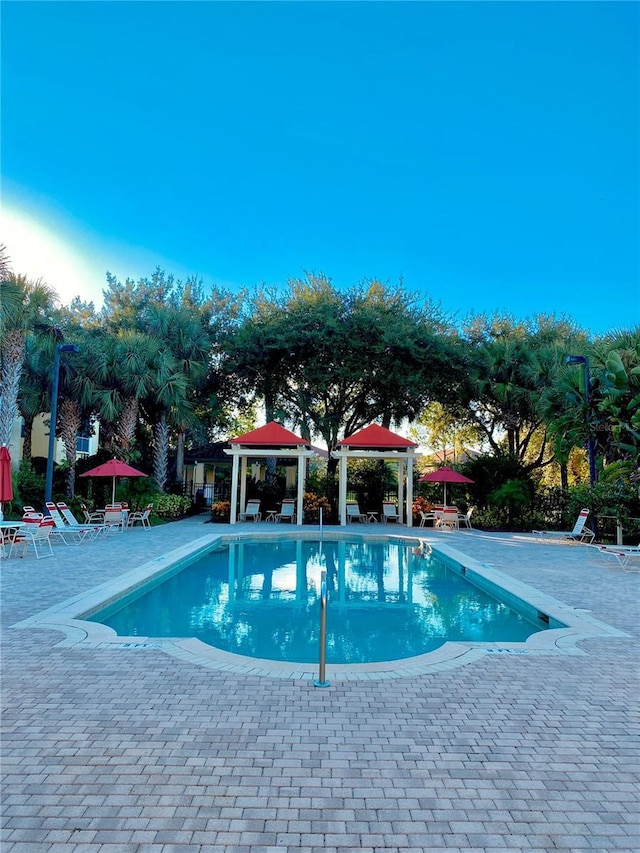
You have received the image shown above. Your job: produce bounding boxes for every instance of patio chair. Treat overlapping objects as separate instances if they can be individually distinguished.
[435,508,459,531]
[239,499,262,522]
[381,501,400,524]
[533,508,594,544]
[9,516,55,559]
[128,503,153,529]
[457,507,474,529]
[275,499,296,523]
[81,502,105,523]
[346,502,367,524]
[102,505,128,532]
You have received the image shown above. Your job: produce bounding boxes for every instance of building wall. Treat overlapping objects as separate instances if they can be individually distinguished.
[10,414,100,468]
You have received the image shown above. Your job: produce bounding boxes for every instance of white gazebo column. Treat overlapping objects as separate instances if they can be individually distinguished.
[229,453,240,524]
[239,455,248,516]
[406,456,414,527]
[296,456,305,524]
[339,454,348,525]
[397,459,405,524]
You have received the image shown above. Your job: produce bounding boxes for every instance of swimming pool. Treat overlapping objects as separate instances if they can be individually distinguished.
[88,537,554,664]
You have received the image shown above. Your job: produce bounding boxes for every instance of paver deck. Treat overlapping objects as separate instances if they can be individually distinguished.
[2,515,638,853]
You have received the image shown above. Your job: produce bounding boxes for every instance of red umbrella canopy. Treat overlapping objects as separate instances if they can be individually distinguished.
[79,458,147,503]
[419,466,474,484]
[80,459,148,479]
[0,445,13,515]
[418,466,473,507]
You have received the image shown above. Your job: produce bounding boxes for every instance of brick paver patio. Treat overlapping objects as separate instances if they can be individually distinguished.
[1,515,638,852]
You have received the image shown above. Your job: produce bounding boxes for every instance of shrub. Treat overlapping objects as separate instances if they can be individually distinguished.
[303,492,331,522]
[211,500,231,521]
[154,494,191,519]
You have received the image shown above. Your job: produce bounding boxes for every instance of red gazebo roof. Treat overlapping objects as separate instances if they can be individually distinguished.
[229,421,309,447]
[337,424,418,449]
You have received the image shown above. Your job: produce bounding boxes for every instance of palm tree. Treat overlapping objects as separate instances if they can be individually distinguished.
[0,275,56,448]
[0,243,12,280]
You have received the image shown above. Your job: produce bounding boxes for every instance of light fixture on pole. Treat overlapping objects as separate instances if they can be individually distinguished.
[44,343,80,506]
[565,354,596,487]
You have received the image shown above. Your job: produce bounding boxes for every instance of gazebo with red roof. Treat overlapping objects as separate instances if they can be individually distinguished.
[224,422,315,524]
[332,424,420,526]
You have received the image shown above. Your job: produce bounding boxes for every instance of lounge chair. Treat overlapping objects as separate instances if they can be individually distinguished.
[381,501,400,524]
[346,502,367,524]
[45,502,102,543]
[275,500,296,523]
[9,516,55,559]
[533,508,594,544]
[128,503,154,529]
[57,502,108,538]
[239,499,262,522]
[588,543,640,570]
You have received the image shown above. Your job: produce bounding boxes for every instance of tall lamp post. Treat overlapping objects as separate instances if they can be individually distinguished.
[565,354,596,488]
[44,343,80,506]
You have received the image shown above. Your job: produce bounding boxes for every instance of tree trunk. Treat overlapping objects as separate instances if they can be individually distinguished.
[176,428,185,486]
[117,396,139,454]
[560,462,569,491]
[0,329,25,448]
[22,414,34,460]
[59,398,81,498]
[153,412,169,492]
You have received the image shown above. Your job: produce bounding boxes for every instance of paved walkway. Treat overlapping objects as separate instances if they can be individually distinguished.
[2,515,638,852]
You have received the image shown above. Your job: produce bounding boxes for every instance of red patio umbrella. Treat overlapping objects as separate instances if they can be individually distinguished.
[79,458,148,504]
[418,465,474,507]
[0,445,13,521]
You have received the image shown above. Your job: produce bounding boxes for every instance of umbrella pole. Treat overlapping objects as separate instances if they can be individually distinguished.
[112,477,116,504]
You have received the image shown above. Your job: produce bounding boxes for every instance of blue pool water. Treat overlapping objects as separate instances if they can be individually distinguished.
[89,538,550,664]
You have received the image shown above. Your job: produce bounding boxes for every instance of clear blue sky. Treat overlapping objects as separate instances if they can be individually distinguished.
[2,1,638,335]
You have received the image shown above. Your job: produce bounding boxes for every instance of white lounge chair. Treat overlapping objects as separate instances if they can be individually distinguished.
[381,501,400,524]
[48,501,105,542]
[346,502,367,524]
[239,499,262,522]
[533,508,594,544]
[275,500,296,523]
[588,543,640,570]
[57,502,110,538]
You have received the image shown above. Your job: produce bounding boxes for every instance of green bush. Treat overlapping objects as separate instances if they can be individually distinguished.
[154,494,191,519]
[11,461,45,515]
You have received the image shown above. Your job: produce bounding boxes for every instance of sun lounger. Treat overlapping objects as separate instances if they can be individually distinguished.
[346,502,367,524]
[533,508,594,544]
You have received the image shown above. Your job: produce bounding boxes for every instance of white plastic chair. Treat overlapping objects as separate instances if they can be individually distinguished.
[10,517,55,559]
[239,499,262,522]
[346,502,367,524]
[128,503,153,529]
[533,509,594,544]
[275,500,296,523]
[381,502,400,524]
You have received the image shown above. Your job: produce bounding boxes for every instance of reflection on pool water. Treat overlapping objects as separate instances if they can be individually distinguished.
[90,538,551,664]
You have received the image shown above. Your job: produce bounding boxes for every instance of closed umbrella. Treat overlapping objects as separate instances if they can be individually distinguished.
[418,466,474,507]
[79,458,148,504]
[0,445,13,522]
